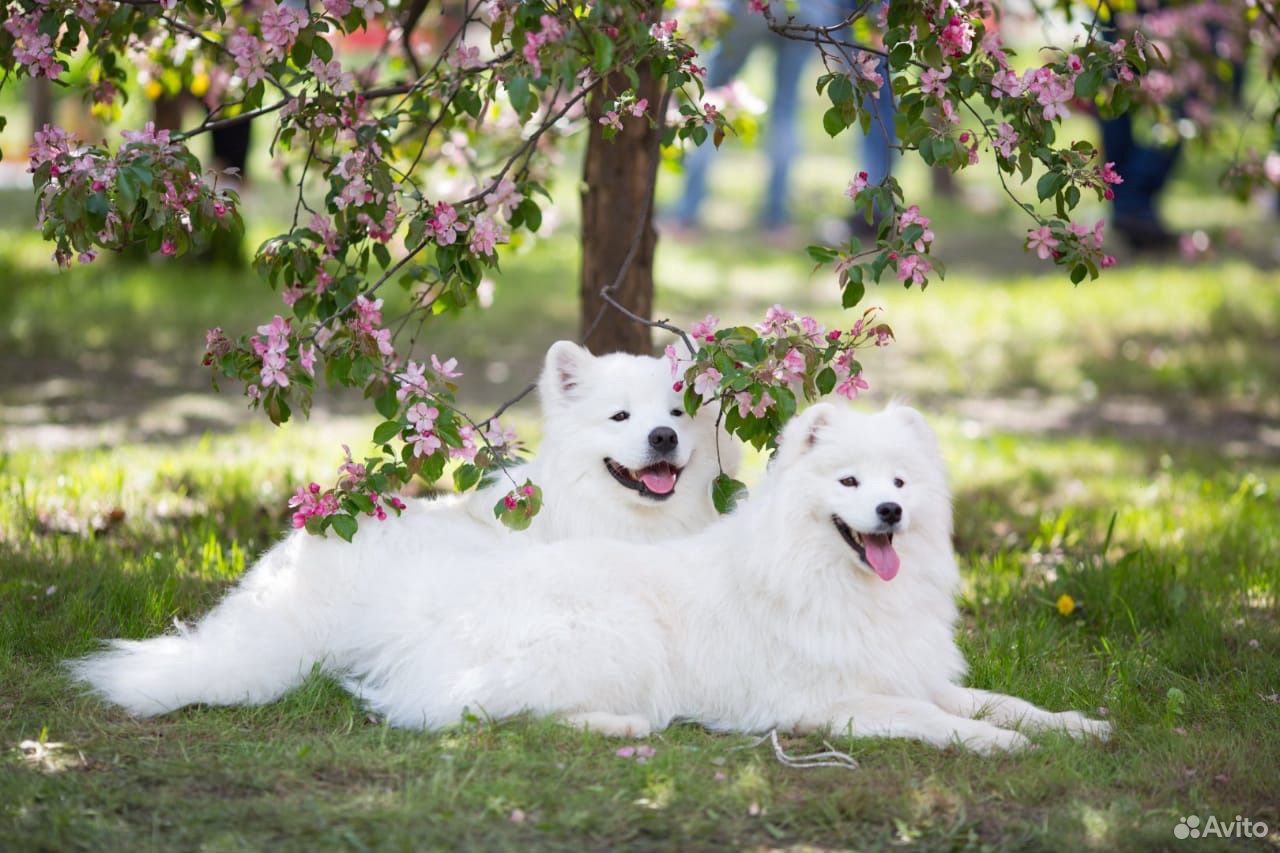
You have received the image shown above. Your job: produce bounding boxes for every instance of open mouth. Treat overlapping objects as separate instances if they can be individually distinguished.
[832,515,900,581]
[604,458,682,501]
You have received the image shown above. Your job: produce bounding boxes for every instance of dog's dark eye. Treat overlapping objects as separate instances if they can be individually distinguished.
[840,476,859,488]
[670,408,684,417]
[610,411,630,422]
[894,478,905,488]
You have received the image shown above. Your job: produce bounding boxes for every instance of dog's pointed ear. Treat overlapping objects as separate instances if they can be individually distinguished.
[539,341,594,408]
[777,402,838,462]
[887,404,939,454]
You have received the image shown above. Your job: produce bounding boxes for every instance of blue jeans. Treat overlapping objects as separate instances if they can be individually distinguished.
[674,0,853,229]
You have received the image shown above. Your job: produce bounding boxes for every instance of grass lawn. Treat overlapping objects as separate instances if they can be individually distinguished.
[3,57,1280,849]
[3,214,1279,850]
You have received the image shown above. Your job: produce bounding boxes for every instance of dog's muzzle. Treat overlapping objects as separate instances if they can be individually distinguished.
[604,458,682,501]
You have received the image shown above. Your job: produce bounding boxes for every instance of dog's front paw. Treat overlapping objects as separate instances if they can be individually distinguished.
[563,711,653,738]
[962,724,1033,754]
[1051,711,1111,740]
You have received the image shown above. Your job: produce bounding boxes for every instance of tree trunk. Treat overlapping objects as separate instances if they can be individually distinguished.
[578,65,664,356]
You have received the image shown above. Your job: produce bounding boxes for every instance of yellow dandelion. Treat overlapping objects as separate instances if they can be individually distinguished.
[1056,593,1076,616]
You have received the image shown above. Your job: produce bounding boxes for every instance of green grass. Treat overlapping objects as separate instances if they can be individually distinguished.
[4,51,1280,850]
[2,407,1278,851]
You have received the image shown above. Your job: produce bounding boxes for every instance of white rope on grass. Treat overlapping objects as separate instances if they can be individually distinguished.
[736,728,860,771]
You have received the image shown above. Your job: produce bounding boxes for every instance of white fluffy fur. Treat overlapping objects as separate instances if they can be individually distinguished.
[70,341,738,716]
[326,403,1109,751]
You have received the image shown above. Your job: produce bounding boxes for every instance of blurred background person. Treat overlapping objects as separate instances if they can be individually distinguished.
[671,0,894,242]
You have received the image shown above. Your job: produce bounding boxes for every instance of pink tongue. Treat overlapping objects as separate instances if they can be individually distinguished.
[639,466,677,495]
[863,534,900,581]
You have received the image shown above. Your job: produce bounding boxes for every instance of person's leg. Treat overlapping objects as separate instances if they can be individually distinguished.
[673,7,766,227]
[861,56,896,186]
[762,36,809,229]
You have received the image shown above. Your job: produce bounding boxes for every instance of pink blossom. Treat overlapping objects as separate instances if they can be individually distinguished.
[449,44,482,70]
[431,353,462,379]
[469,214,507,255]
[353,0,384,20]
[353,294,383,332]
[799,315,824,342]
[897,254,931,287]
[776,348,806,385]
[396,360,429,400]
[690,314,718,340]
[938,15,974,58]
[428,201,467,246]
[450,425,479,462]
[1100,161,1124,186]
[835,372,870,400]
[852,54,883,93]
[288,482,337,528]
[408,402,439,434]
[628,98,649,118]
[897,205,934,251]
[649,19,677,41]
[483,419,518,448]
[598,111,623,132]
[990,67,1024,99]
[919,65,951,99]
[227,28,269,87]
[260,3,307,56]
[756,304,796,334]
[734,389,774,418]
[323,0,351,16]
[483,177,524,219]
[747,0,767,13]
[846,171,869,198]
[371,328,394,357]
[161,239,177,256]
[1026,225,1060,260]
[993,122,1019,159]
[411,430,442,457]
[692,367,722,401]
[299,344,316,376]
[664,344,680,377]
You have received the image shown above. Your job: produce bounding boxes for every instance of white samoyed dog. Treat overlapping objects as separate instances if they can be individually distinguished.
[310,403,1108,752]
[71,340,738,716]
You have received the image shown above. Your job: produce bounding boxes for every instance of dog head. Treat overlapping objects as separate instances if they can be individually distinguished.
[538,341,737,511]
[770,402,951,581]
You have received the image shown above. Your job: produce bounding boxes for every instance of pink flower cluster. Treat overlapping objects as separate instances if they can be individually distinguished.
[289,482,339,528]
[521,14,565,78]
[4,9,61,77]
[252,315,292,388]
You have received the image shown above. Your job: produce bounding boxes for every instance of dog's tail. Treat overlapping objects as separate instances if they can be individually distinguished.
[68,538,323,716]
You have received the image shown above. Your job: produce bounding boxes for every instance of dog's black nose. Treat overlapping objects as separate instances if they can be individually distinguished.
[876,502,902,525]
[648,426,679,454]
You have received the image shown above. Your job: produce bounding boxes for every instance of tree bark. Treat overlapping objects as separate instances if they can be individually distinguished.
[578,64,664,356]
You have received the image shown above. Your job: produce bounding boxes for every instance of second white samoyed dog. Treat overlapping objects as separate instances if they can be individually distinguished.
[70,340,737,716]
[337,403,1109,752]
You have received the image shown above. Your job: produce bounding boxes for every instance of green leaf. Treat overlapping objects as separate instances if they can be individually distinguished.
[374,383,400,419]
[711,474,748,515]
[816,367,837,395]
[842,277,866,309]
[1036,170,1065,202]
[1070,263,1088,285]
[453,463,482,493]
[330,513,358,542]
[372,419,402,444]
[508,75,531,116]
[822,107,846,138]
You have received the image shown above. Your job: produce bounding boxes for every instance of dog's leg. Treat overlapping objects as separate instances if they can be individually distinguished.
[561,711,653,738]
[814,694,1033,754]
[933,684,1111,740]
